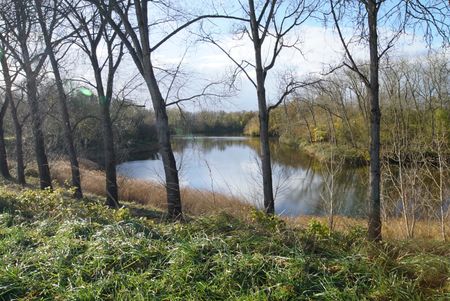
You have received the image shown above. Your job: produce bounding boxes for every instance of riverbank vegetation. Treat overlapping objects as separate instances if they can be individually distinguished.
[0,0,449,298]
[48,160,448,241]
[0,0,448,255]
[1,180,449,300]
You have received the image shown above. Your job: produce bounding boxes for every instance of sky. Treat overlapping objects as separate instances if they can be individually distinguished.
[68,1,443,113]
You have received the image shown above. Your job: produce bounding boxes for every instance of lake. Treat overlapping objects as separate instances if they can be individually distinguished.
[117,136,369,217]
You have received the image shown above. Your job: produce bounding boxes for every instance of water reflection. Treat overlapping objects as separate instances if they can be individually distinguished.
[117,136,368,217]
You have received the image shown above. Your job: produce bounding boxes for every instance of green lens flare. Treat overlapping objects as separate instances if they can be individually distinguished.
[79,87,93,97]
[99,96,107,104]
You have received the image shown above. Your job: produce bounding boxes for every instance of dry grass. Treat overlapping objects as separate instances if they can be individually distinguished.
[51,160,254,219]
[287,215,450,240]
[50,160,449,241]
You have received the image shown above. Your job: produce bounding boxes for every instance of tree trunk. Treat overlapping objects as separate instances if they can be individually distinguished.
[11,113,25,185]
[0,55,12,179]
[36,1,82,198]
[101,103,119,208]
[18,23,52,189]
[49,69,82,197]
[0,122,10,179]
[1,56,25,184]
[144,66,182,219]
[248,0,275,214]
[367,0,382,241]
[254,44,274,214]
[27,75,52,190]
[48,64,82,197]
[92,65,120,208]
[438,149,446,241]
[259,108,275,214]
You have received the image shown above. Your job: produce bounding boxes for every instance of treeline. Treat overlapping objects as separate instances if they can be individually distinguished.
[1,80,158,163]
[45,90,159,163]
[246,54,450,159]
[273,54,450,154]
[168,109,255,135]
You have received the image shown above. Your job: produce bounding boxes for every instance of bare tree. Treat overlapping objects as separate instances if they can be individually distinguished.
[329,0,449,241]
[202,0,319,214]
[0,0,52,189]
[87,0,184,218]
[8,89,28,185]
[0,49,27,184]
[422,139,449,241]
[0,46,11,179]
[320,140,344,231]
[382,135,424,239]
[34,0,83,198]
[65,0,125,207]
[419,55,449,241]
[86,0,247,219]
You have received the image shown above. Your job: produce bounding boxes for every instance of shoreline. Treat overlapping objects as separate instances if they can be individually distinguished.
[50,160,449,241]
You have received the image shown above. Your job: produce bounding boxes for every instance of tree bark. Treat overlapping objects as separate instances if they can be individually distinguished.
[140,3,183,219]
[367,0,382,241]
[101,103,119,208]
[10,110,25,185]
[249,0,275,214]
[23,51,52,188]
[259,110,275,214]
[0,121,10,179]
[93,0,198,218]
[27,75,52,189]
[44,50,82,196]
[13,1,53,190]
[67,2,121,208]
[144,66,182,219]
[0,58,11,179]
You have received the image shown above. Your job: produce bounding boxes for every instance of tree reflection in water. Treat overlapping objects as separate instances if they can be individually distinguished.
[118,136,368,217]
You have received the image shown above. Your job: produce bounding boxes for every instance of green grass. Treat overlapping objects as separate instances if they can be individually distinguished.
[0,185,449,300]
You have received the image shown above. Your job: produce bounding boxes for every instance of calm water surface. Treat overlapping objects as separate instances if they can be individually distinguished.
[117,136,369,217]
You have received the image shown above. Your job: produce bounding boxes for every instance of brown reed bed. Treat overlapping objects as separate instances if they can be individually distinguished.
[50,160,254,219]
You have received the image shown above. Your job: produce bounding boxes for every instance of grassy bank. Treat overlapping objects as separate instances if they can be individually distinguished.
[0,184,449,300]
